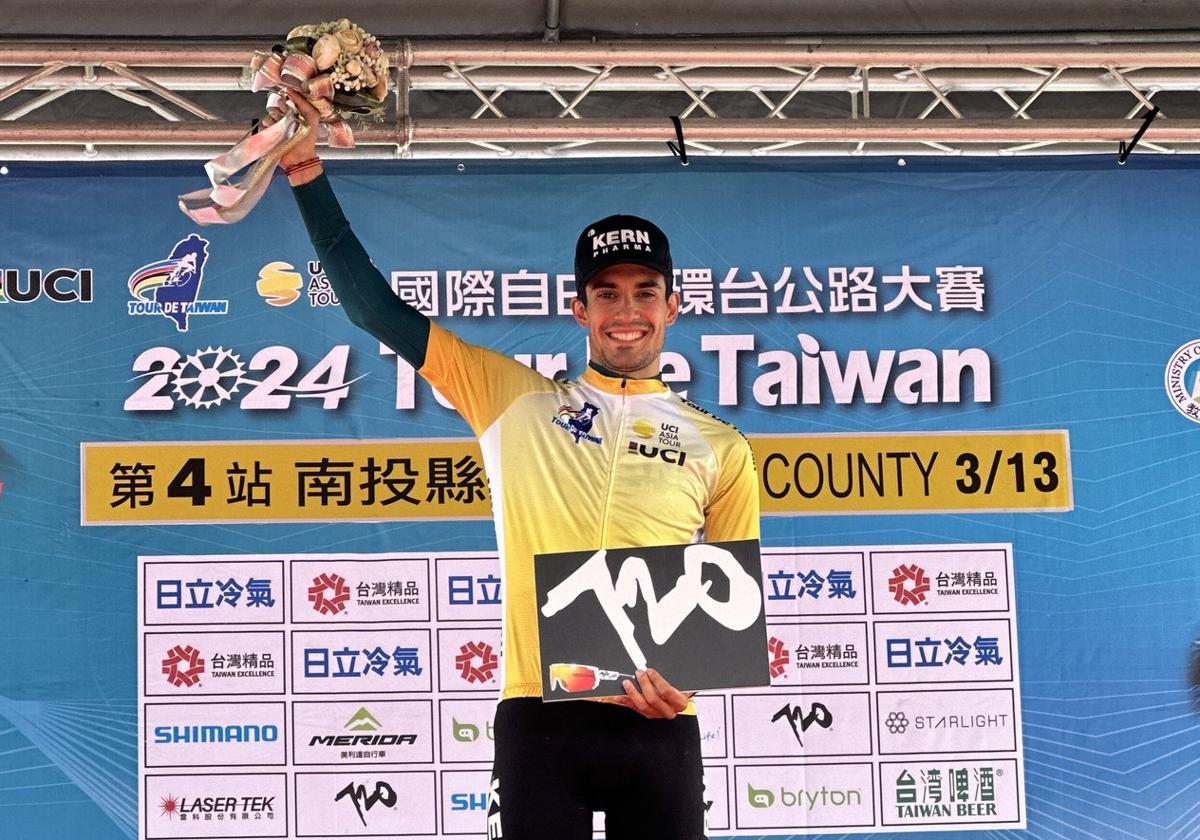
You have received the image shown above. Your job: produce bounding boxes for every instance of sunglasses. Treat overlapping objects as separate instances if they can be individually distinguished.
[548,662,635,694]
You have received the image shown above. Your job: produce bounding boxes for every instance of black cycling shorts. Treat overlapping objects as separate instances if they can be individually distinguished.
[486,697,706,839]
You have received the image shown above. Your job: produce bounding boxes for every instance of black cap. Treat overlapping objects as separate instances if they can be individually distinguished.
[574,213,673,295]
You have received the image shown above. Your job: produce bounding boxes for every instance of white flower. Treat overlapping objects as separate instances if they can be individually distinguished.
[335,27,364,54]
[312,34,341,70]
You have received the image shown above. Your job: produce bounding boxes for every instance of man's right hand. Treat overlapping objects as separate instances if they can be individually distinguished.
[281,89,323,186]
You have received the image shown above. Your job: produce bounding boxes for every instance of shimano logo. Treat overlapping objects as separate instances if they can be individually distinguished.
[153,724,278,744]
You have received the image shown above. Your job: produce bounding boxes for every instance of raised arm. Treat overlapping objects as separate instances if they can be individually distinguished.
[281,91,430,367]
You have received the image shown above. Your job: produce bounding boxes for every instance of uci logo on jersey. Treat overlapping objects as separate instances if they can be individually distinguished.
[552,402,603,445]
[627,440,687,466]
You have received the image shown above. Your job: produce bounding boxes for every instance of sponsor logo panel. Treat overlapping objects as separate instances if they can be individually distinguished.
[880,758,1022,827]
[292,700,434,766]
[145,773,285,839]
[144,560,284,626]
[145,631,285,696]
[733,762,875,830]
[732,692,871,759]
[437,627,503,692]
[435,556,502,621]
[762,550,866,617]
[870,547,1010,614]
[145,702,285,768]
[294,771,436,837]
[874,619,1013,684]
[438,698,496,764]
[877,688,1018,754]
[440,769,492,836]
[765,622,870,686]
[693,693,727,759]
[291,629,432,694]
[291,558,430,623]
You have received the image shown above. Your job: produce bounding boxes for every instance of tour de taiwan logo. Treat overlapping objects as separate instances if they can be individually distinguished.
[1165,340,1200,423]
[456,640,499,684]
[161,644,205,688]
[552,401,602,445]
[126,234,229,331]
[888,563,931,606]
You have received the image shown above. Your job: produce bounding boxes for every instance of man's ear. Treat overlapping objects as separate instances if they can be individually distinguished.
[572,295,589,327]
[664,290,681,326]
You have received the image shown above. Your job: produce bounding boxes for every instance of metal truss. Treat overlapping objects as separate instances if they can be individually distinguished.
[3,38,1200,160]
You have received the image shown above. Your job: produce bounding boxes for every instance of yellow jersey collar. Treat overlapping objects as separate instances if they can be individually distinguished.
[582,362,670,395]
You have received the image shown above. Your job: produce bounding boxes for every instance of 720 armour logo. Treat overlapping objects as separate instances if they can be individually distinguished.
[540,544,761,670]
[771,701,833,745]
[335,781,397,826]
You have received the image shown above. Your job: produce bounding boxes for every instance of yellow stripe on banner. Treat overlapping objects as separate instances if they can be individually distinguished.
[750,430,1072,515]
[81,439,492,525]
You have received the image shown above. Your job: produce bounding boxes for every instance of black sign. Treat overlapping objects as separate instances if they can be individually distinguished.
[534,539,769,699]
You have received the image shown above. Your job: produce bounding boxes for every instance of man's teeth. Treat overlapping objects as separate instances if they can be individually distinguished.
[610,331,646,341]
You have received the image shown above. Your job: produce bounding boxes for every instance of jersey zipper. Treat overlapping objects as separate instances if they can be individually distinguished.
[596,376,628,547]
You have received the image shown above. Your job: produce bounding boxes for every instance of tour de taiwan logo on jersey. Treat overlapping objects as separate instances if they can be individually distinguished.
[1166,340,1200,423]
[889,563,930,606]
[552,401,602,445]
[126,234,228,331]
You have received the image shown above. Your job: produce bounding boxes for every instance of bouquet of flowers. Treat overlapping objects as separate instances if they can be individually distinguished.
[179,18,390,225]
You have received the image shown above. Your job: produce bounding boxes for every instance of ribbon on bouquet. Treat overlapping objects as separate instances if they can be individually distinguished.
[178,49,357,226]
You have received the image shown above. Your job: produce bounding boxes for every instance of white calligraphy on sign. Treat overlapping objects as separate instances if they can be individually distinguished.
[540,544,763,669]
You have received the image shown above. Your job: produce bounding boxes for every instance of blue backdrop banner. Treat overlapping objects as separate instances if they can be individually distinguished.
[0,156,1197,839]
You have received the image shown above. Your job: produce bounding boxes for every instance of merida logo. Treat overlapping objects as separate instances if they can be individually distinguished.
[591,228,652,256]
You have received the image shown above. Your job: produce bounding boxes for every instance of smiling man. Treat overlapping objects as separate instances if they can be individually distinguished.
[282,94,759,840]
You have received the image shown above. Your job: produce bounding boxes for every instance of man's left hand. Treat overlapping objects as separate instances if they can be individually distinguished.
[611,668,690,719]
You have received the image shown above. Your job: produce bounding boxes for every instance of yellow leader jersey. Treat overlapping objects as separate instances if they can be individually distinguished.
[420,322,762,700]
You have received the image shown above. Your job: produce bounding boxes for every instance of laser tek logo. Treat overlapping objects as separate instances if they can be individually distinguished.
[161,644,205,688]
[767,635,790,678]
[0,268,93,304]
[127,235,228,331]
[553,401,602,445]
[888,563,930,606]
[309,573,352,615]
[157,792,276,821]
[455,641,499,684]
